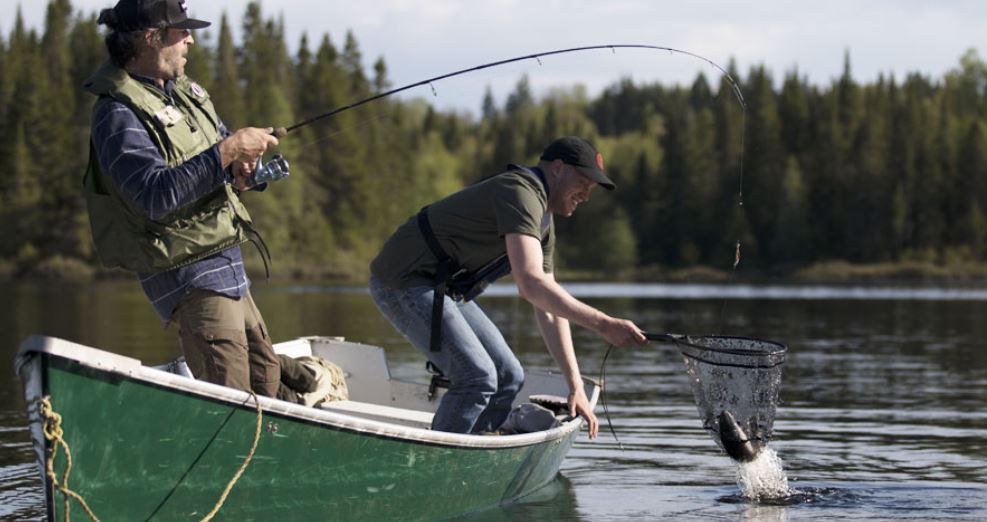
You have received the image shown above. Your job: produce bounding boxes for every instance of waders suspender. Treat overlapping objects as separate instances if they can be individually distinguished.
[417,207,461,352]
[416,166,551,353]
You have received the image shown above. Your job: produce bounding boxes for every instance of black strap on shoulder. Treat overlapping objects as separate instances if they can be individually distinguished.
[507,163,549,198]
[417,205,450,267]
[416,206,459,352]
[414,166,551,351]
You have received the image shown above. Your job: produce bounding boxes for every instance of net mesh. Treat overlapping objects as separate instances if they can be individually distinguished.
[676,335,787,458]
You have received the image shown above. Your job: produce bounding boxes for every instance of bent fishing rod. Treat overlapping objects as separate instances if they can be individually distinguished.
[272,43,747,138]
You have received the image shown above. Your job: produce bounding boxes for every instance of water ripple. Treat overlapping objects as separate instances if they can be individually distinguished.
[0,463,44,521]
[276,282,987,301]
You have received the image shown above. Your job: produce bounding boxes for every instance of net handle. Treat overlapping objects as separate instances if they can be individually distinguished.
[644,332,685,343]
[644,332,788,358]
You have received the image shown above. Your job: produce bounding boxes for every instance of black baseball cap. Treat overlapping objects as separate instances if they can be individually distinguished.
[106,0,211,32]
[540,136,615,190]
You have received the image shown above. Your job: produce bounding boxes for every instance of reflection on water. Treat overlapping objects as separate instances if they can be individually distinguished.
[719,485,857,507]
[447,474,582,521]
[2,281,987,520]
[455,282,987,301]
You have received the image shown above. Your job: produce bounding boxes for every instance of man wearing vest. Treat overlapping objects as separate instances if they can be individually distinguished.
[84,0,323,402]
[370,136,648,437]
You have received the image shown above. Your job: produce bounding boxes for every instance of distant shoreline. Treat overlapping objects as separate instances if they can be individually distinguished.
[560,260,987,286]
[4,256,987,286]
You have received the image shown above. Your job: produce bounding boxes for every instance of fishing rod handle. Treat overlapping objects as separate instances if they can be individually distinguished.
[273,127,287,139]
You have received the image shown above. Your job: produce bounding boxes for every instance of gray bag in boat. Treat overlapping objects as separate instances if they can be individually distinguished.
[498,403,561,434]
[649,334,787,462]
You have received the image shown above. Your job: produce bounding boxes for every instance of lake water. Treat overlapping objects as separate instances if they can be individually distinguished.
[2,281,986,520]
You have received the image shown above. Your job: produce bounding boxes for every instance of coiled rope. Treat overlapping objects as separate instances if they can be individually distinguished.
[39,396,100,522]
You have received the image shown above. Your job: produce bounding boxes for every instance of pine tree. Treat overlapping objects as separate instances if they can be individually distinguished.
[741,65,785,269]
[3,6,987,280]
[68,12,103,125]
[481,87,497,121]
[30,0,89,259]
[778,69,812,159]
[505,75,534,115]
[372,57,390,93]
[610,134,662,267]
[770,156,810,267]
[905,74,945,260]
[228,2,308,272]
[1,123,42,260]
[657,103,689,266]
[957,121,987,258]
[0,10,35,250]
[341,30,369,98]
[210,13,245,129]
[0,26,10,168]
[945,49,987,120]
[842,79,893,262]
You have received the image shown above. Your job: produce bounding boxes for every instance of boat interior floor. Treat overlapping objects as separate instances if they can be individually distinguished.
[319,399,434,429]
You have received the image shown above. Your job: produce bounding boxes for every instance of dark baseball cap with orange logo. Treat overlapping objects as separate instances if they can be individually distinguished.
[540,136,615,190]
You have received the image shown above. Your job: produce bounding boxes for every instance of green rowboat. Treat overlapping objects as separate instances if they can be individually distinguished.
[16,335,598,521]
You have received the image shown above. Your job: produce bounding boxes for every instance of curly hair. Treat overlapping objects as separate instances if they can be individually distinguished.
[97,8,167,67]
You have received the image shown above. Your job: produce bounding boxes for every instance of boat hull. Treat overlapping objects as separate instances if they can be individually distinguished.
[19,337,587,520]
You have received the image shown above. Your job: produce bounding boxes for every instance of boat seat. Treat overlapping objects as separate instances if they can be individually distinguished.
[320,400,434,429]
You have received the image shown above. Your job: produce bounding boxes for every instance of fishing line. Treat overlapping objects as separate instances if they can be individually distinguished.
[714,101,749,330]
[143,395,252,521]
[564,47,746,445]
[599,343,624,449]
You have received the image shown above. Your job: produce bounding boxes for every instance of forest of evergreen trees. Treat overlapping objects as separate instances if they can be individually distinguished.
[2,0,986,282]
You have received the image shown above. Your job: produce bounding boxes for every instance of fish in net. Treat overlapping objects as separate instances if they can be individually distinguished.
[649,334,787,462]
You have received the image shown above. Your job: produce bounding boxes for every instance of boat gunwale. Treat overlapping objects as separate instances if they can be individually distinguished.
[17,335,593,450]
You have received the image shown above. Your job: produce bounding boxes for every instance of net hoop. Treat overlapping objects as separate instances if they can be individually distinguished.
[657,334,787,369]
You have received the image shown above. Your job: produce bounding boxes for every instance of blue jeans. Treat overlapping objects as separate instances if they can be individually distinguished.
[369,275,524,433]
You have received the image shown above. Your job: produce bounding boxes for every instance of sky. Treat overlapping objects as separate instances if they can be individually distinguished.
[5,0,987,114]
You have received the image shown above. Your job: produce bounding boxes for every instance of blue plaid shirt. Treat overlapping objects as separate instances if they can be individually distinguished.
[91,74,249,323]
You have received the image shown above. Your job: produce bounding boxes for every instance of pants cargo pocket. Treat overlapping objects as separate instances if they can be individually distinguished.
[180,327,251,392]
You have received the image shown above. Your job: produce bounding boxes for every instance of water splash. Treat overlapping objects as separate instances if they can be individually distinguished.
[735,447,793,501]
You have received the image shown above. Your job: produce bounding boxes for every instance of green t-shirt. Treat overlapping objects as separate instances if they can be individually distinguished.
[371,167,554,289]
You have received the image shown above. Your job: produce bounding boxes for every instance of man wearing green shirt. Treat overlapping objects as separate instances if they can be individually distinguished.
[370,136,646,437]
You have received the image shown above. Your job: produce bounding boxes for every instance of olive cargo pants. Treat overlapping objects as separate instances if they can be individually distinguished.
[174,289,301,399]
